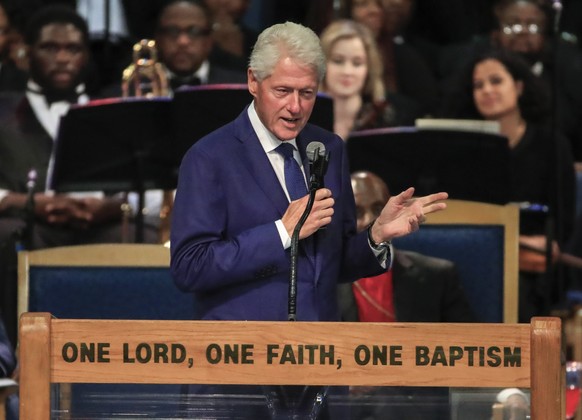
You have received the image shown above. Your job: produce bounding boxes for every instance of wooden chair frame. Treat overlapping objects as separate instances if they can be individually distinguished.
[420,199,520,323]
[17,244,171,321]
[19,314,562,419]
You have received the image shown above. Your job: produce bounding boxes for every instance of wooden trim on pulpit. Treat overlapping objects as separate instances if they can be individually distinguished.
[19,314,562,419]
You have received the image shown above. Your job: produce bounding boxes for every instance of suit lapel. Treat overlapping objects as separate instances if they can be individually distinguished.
[234,110,289,216]
[233,113,318,276]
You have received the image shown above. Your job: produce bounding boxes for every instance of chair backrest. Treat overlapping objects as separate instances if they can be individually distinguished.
[18,314,563,419]
[17,244,197,414]
[392,199,519,323]
[17,243,196,321]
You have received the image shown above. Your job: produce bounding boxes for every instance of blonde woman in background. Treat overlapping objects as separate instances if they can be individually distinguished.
[319,19,419,141]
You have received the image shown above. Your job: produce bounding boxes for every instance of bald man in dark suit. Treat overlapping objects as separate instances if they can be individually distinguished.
[338,171,475,324]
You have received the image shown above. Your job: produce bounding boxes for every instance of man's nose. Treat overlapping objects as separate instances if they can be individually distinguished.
[287,91,301,113]
[55,48,73,62]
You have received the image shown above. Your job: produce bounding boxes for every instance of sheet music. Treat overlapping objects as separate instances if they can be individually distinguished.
[415,119,501,135]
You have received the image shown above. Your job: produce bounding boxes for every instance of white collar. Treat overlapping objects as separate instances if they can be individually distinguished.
[247,100,299,154]
[166,60,210,85]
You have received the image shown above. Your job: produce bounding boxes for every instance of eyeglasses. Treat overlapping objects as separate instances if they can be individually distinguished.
[158,26,211,40]
[37,42,85,55]
[501,23,542,35]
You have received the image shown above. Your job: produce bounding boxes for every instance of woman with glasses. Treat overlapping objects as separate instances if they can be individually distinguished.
[154,0,246,94]
[439,0,582,161]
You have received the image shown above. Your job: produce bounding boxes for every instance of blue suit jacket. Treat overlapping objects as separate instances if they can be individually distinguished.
[170,107,384,321]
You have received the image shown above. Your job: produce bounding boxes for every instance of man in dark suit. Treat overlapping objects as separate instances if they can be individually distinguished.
[170,20,447,418]
[154,0,247,94]
[338,171,476,323]
[170,20,448,323]
[337,171,474,420]
[0,5,156,345]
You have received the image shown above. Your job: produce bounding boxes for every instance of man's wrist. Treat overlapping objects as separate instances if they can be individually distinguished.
[367,221,390,250]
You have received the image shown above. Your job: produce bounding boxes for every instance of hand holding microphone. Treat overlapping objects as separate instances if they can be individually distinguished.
[282,188,334,238]
[281,141,332,239]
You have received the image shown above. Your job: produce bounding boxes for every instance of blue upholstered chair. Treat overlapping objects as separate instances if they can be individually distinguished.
[17,243,195,321]
[393,200,519,323]
[17,243,196,416]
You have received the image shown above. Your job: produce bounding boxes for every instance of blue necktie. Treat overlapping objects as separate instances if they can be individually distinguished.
[276,142,307,201]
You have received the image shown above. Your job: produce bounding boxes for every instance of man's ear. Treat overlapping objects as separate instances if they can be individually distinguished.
[247,68,257,97]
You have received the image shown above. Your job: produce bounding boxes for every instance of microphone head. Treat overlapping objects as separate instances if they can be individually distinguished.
[306,141,326,163]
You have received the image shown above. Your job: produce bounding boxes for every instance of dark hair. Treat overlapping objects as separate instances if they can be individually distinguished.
[24,5,89,46]
[155,0,210,33]
[441,49,550,123]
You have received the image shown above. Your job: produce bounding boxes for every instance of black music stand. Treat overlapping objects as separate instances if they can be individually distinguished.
[51,87,335,242]
[50,97,175,243]
[347,127,511,204]
[171,84,334,161]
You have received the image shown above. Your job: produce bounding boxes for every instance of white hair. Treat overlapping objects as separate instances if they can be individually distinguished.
[249,21,326,82]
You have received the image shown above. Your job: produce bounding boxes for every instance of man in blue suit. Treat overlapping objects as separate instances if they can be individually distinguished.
[170,21,448,323]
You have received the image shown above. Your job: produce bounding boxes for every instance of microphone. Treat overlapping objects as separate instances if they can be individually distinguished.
[305,141,329,191]
[552,0,562,11]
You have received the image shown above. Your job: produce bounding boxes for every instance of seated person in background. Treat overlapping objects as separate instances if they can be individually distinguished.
[0,5,144,247]
[338,0,439,117]
[439,0,582,162]
[0,5,157,345]
[202,0,258,72]
[338,171,474,420]
[319,19,420,141]
[0,311,18,420]
[0,2,26,93]
[338,170,476,323]
[117,0,250,236]
[154,0,247,94]
[441,48,576,322]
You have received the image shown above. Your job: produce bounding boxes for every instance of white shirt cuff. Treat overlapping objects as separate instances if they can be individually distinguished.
[275,219,291,249]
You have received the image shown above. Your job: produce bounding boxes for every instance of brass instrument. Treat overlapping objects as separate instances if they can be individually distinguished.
[122,39,169,98]
[121,40,172,245]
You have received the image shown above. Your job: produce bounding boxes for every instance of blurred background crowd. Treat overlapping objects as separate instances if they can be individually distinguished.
[2,1,582,418]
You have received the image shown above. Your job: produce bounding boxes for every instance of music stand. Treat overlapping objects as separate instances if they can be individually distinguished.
[50,97,175,242]
[51,88,335,243]
[347,127,511,204]
[171,84,334,161]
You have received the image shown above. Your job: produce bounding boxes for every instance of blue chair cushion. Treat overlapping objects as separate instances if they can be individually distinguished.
[28,266,196,320]
[393,225,505,323]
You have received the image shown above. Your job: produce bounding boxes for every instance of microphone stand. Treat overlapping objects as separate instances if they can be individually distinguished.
[288,191,316,321]
[275,153,329,420]
[287,151,328,321]
[547,0,565,309]
[15,169,37,252]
